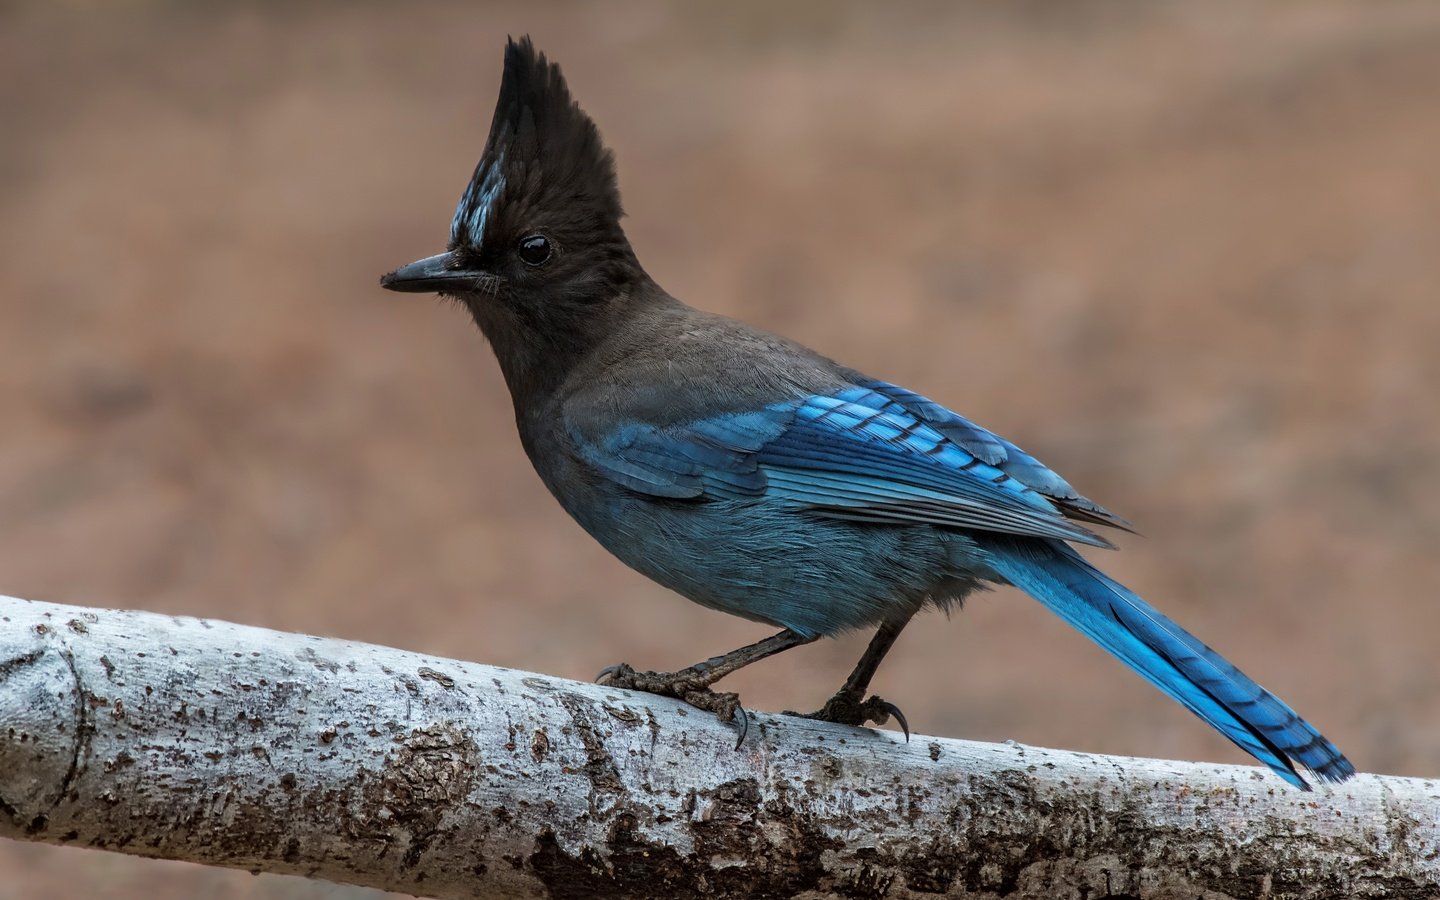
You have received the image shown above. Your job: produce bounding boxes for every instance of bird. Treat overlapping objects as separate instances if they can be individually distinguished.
[381,36,1355,790]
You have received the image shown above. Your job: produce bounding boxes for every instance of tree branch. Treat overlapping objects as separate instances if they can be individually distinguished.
[0,595,1434,899]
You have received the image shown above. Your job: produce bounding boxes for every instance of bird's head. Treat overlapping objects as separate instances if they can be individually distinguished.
[382,37,646,369]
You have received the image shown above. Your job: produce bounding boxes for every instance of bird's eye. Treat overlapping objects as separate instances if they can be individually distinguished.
[517,234,553,267]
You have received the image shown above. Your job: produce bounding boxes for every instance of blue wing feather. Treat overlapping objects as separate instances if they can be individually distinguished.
[847,379,1134,532]
[571,387,1115,547]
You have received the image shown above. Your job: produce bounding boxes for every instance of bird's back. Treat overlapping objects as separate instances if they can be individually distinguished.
[550,293,850,433]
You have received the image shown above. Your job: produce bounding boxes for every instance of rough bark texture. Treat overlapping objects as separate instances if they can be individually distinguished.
[0,595,1435,899]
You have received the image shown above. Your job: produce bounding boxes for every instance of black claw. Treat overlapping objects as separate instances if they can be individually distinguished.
[593,663,752,746]
[733,705,750,750]
[797,691,912,738]
[879,700,910,741]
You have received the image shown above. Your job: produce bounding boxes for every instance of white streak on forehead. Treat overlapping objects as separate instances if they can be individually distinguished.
[450,149,507,248]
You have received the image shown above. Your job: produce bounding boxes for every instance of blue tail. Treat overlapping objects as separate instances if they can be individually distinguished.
[985,539,1355,789]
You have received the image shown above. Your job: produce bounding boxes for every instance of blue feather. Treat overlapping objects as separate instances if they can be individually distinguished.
[450,150,507,249]
[846,380,1134,531]
[984,538,1354,789]
[573,392,1111,547]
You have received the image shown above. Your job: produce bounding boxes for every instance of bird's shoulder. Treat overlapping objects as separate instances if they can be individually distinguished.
[558,301,848,434]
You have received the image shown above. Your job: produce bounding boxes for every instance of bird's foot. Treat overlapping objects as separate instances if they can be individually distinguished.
[790,691,910,741]
[597,663,750,747]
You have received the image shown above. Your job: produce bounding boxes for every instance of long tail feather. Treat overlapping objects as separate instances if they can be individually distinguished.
[985,539,1355,789]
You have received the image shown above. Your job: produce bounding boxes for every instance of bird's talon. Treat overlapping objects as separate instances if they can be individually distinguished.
[799,692,910,737]
[597,665,750,744]
[595,662,632,685]
[678,688,751,747]
[872,698,910,741]
[733,705,750,749]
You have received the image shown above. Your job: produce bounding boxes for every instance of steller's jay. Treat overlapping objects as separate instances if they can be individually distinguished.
[382,37,1354,789]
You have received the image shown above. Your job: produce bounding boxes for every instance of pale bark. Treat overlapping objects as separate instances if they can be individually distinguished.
[0,595,1435,899]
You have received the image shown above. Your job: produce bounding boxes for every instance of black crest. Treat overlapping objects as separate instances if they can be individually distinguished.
[449,37,622,253]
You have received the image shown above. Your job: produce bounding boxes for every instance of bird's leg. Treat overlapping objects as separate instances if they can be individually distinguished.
[597,628,816,741]
[794,610,916,739]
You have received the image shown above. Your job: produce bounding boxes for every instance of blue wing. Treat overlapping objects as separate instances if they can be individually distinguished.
[849,379,1133,533]
[569,383,1118,548]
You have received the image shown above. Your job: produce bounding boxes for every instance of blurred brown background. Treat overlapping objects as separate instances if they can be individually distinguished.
[2,1,1438,897]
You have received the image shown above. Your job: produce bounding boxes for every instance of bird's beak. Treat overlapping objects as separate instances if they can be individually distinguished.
[379,252,500,294]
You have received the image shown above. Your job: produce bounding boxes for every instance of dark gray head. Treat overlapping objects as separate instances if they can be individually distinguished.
[382,38,651,397]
